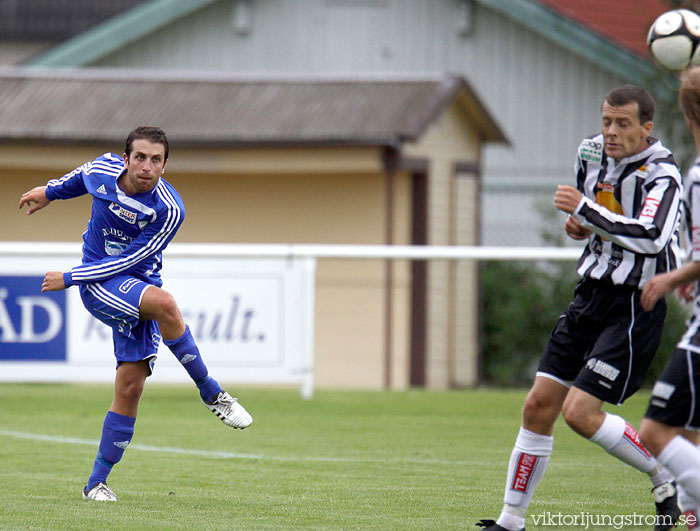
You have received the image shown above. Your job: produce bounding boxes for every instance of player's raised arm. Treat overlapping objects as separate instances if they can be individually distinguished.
[20,160,91,216]
[571,172,681,255]
[18,186,50,215]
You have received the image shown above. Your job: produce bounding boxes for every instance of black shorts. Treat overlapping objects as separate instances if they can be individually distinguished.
[645,348,700,430]
[537,278,666,405]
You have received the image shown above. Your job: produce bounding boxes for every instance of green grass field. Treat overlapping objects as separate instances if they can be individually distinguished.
[0,384,669,530]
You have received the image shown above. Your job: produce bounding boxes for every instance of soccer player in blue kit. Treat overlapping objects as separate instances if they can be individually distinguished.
[18,126,252,502]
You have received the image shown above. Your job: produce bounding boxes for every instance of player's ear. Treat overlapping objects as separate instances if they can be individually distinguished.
[641,121,653,139]
[123,152,129,167]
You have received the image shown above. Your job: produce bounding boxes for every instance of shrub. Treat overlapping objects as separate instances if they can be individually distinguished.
[479,259,691,388]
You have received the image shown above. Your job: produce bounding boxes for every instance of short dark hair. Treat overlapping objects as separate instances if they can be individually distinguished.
[603,85,655,124]
[125,126,169,160]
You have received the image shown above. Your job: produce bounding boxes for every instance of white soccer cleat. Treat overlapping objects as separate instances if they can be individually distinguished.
[202,391,253,429]
[82,482,117,501]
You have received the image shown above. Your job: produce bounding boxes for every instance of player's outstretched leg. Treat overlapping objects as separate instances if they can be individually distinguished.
[163,325,252,429]
[588,413,679,530]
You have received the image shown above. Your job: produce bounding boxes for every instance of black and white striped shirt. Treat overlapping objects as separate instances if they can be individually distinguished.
[571,134,682,288]
[679,158,700,352]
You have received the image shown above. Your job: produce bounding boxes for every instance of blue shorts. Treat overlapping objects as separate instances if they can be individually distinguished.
[79,275,161,373]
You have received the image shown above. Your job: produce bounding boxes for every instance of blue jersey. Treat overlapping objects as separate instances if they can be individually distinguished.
[45,152,185,288]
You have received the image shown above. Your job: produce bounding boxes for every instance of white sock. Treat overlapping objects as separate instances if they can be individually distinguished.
[679,484,700,529]
[589,413,657,474]
[658,436,700,508]
[496,427,553,530]
[648,463,674,488]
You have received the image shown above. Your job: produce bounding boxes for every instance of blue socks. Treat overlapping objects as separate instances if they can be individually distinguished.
[163,325,222,402]
[86,327,222,490]
[87,411,135,490]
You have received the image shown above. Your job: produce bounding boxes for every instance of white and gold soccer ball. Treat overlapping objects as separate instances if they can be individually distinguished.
[647,9,700,71]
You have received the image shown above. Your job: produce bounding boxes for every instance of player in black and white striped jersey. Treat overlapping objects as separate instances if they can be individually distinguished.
[640,66,700,530]
[478,85,682,531]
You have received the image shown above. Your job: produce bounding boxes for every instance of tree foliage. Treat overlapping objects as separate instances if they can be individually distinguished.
[479,258,690,388]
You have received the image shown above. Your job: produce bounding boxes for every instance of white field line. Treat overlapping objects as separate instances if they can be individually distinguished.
[0,429,476,466]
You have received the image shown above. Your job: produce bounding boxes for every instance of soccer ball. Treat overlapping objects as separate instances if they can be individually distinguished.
[647,9,700,71]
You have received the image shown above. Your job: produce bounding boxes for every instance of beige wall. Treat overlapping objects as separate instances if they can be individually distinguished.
[2,145,414,390]
[169,169,413,389]
[404,102,481,389]
[1,101,484,390]
[453,173,479,387]
[170,171,384,243]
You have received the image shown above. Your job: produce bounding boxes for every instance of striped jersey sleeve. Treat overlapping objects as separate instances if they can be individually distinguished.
[45,163,90,200]
[575,170,680,255]
[46,153,124,200]
[570,136,683,288]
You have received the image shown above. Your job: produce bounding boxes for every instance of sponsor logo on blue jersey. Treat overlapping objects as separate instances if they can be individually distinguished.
[0,276,67,361]
[109,202,137,224]
[105,239,128,256]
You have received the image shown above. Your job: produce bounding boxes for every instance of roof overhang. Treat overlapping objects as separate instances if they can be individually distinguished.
[0,68,507,148]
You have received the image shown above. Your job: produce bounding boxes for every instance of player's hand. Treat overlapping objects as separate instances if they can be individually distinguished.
[19,186,50,215]
[641,273,675,311]
[564,215,591,240]
[554,185,583,215]
[676,282,695,303]
[42,271,66,292]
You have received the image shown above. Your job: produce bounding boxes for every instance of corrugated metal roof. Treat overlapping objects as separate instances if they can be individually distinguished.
[0,69,507,146]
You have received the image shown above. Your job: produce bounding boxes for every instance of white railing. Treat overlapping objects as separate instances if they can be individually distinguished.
[0,242,582,397]
[0,241,583,261]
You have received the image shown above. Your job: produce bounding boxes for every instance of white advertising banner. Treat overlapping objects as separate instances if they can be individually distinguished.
[0,248,315,397]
